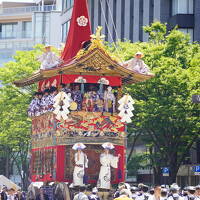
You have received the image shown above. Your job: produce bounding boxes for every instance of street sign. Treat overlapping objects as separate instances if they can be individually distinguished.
[195,172,200,176]
[162,167,169,176]
[193,165,200,173]
[192,95,200,103]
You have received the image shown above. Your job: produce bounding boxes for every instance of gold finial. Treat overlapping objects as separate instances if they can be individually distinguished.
[91,26,105,41]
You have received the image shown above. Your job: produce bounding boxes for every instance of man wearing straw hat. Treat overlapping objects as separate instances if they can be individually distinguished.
[38,45,61,70]
[123,52,150,74]
[97,142,120,190]
[72,143,88,187]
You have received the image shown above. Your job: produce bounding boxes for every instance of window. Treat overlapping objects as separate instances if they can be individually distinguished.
[62,20,70,42]
[178,28,194,42]
[172,0,194,15]
[62,0,74,11]
[22,21,32,38]
[0,23,17,39]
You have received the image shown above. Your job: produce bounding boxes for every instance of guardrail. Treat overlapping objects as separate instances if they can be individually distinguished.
[0,38,39,50]
[0,31,32,40]
[0,5,56,15]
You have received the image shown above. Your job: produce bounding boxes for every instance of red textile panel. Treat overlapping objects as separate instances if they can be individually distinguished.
[114,145,126,183]
[31,146,66,182]
[38,75,61,91]
[31,146,58,182]
[62,74,122,86]
[61,0,92,62]
[31,145,125,183]
[63,144,125,184]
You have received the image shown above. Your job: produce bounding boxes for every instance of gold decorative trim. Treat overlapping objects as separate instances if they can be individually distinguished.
[13,27,154,87]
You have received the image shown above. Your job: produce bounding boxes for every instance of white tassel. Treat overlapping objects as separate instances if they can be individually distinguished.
[53,91,71,121]
[61,112,68,120]
[118,94,135,123]
[53,107,60,115]
[56,112,62,120]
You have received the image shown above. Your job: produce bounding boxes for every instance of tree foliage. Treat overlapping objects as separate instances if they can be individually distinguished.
[0,44,45,189]
[108,22,200,183]
[0,22,199,187]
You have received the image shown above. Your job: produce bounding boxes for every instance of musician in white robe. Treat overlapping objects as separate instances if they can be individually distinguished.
[104,86,116,113]
[38,45,61,70]
[123,52,150,74]
[97,142,120,190]
[72,143,88,187]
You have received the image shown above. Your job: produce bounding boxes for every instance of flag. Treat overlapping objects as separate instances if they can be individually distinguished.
[61,0,92,63]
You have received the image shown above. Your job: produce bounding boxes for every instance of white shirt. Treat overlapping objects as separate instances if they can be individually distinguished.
[73,192,89,200]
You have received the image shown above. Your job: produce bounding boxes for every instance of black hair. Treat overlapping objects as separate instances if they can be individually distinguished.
[82,40,91,50]
[79,186,86,192]
[49,86,57,93]
[149,190,154,195]
[142,185,149,192]
[60,83,66,88]
[188,190,196,195]
[161,191,168,197]
[44,89,50,94]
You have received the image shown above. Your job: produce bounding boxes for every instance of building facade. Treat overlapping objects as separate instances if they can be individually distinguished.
[1,0,198,66]
[0,0,62,66]
[61,0,199,43]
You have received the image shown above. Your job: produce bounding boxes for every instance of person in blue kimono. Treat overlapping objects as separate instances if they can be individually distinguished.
[37,92,43,116]
[28,92,39,117]
[61,83,72,95]
[48,87,57,112]
[72,85,82,111]
[88,187,100,200]
[83,85,102,112]
[41,89,50,114]
[90,87,101,112]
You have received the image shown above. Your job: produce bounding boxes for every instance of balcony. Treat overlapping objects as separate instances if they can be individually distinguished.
[0,39,34,50]
[0,31,32,40]
[0,5,56,15]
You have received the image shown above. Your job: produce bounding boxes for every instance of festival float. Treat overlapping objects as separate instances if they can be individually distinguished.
[14,0,153,191]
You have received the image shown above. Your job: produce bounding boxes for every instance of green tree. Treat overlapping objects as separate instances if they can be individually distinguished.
[0,45,44,189]
[108,22,200,184]
[127,153,149,176]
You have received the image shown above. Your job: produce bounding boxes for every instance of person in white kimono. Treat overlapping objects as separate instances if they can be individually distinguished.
[104,86,116,113]
[97,142,120,190]
[38,45,61,70]
[72,143,88,187]
[123,52,150,74]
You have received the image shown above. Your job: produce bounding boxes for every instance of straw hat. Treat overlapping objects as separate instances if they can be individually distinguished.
[135,51,144,57]
[72,143,86,150]
[102,142,114,149]
[92,187,98,193]
[44,44,52,48]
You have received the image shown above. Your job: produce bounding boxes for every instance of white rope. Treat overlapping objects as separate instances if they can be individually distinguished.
[99,0,115,43]
[105,0,120,42]
[99,0,124,63]
[105,0,125,62]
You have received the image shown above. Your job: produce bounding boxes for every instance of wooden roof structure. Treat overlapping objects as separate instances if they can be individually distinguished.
[14,27,154,87]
